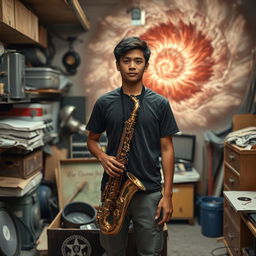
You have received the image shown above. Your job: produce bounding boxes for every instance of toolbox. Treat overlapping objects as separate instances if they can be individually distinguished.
[25,67,61,89]
[0,149,43,178]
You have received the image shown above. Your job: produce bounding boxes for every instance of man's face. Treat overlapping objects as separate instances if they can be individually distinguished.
[116,49,149,84]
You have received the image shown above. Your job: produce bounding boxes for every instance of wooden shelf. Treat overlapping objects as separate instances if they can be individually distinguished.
[20,0,90,30]
[0,23,37,44]
[26,89,64,101]
[0,0,89,47]
[27,89,64,94]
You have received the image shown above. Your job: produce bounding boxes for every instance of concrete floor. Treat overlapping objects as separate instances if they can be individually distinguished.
[167,221,226,256]
[20,220,226,256]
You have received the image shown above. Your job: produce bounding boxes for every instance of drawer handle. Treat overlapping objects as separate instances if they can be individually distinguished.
[228,232,236,240]
[228,177,235,184]
[228,154,235,161]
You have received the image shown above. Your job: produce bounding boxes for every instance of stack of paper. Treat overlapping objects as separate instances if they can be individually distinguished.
[0,171,42,197]
[0,118,46,151]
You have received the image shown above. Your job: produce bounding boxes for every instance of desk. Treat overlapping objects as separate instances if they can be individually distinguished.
[224,191,256,255]
[223,143,256,255]
[171,168,200,224]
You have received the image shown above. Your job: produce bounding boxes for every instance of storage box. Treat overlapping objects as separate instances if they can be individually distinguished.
[47,210,168,256]
[48,159,104,255]
[25,67,61,89]
[47,211,105,256]
[0,149,43,178]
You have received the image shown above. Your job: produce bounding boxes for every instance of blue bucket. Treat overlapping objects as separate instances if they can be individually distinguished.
[200,196,223,237]
[196,196,203,225]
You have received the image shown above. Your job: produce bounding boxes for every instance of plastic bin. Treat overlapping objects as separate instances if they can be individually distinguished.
[200,196,223,237]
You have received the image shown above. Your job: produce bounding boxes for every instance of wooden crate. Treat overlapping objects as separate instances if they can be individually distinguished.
[0,149,43,178]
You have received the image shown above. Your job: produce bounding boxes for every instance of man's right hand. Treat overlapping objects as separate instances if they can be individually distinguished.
[99,153,125,177]
[87,131,124,177]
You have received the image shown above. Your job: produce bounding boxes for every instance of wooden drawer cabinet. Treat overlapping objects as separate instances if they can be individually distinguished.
[172,183,194,224]
[224,143,256,191]
[223,143,256,256]
[224,165,240,191]
[225,145,241,173]
[224,199,240,227]
[224,207,240,256]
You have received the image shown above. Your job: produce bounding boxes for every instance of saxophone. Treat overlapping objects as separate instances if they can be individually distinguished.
[97,95,146,235]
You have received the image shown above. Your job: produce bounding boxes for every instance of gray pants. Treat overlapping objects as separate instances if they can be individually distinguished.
[100,191,163,256]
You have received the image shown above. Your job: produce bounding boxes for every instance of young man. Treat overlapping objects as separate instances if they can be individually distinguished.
[86,37,179,256]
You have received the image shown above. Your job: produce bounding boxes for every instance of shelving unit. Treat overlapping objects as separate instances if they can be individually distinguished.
[21,0,90,30]
[0,0,89,47]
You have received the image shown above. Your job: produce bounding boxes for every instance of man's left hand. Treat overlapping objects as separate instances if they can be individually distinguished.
[155,196,173,225]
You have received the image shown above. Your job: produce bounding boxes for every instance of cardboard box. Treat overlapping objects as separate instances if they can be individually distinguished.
[47,211,167,256]
[47,211,105,256]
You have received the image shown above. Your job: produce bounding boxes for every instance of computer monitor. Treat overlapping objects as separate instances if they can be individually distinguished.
[172,134,196,163]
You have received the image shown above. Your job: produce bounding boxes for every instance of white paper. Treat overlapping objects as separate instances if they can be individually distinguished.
[224,191,256,212]
[0,118,45,131]
[0,129,41,138]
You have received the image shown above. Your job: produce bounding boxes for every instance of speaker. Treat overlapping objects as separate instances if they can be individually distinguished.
[0,186,42,249]
[0,202,21,256]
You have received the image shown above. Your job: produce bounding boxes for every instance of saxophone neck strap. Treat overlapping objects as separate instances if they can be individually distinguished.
[120,86,146,124]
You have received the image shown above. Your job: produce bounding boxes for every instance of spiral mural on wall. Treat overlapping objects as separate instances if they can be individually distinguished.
[84,0,253,130]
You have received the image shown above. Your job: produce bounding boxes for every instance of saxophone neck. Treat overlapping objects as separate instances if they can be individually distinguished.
[130,95,140,116]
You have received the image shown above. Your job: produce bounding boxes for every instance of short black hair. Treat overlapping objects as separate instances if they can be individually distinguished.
[114,37,151,63]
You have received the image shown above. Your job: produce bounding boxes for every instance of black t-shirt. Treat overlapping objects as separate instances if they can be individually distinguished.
[86,87,179,192]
